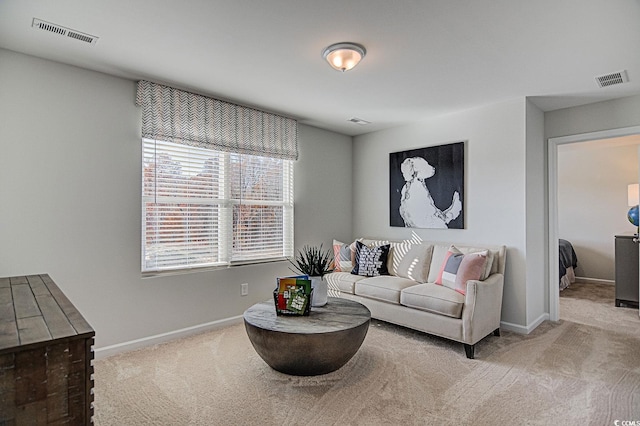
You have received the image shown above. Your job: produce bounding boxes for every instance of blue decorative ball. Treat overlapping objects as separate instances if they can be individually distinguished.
[628,205,639,226]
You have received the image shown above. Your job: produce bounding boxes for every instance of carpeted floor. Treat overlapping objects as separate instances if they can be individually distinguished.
[93,282,640,425]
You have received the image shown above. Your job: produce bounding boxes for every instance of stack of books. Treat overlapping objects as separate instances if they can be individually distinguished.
[273,275,312,315]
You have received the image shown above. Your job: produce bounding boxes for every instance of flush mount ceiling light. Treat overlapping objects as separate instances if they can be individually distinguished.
[322,42,366,72]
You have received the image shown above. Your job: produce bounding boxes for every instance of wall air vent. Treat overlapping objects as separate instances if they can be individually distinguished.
[31,18,99,45]
[348,117,371,125]
[595,70,628,88]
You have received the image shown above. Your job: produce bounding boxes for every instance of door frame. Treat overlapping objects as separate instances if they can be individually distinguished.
[548,125,640,321]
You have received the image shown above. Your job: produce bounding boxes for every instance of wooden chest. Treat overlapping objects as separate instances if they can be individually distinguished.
[0,274,94,425]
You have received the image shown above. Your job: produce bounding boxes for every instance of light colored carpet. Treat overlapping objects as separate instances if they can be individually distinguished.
[93,283,640,425]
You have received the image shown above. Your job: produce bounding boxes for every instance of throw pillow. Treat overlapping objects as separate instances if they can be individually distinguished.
[388,241,432,283]
[449,245,494,280]
[435,247,488,295]
[332,240,355,272]
[351,241,390,277]
[359,238,391,247]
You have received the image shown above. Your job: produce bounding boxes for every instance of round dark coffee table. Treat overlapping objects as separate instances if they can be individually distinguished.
[243,297,371,376]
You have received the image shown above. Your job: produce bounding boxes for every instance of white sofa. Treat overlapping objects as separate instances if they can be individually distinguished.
[325,239,506,359]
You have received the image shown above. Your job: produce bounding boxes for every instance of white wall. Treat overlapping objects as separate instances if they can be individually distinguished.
[0,48,353,350]
[557,140,639,280]
[352,99,529,328]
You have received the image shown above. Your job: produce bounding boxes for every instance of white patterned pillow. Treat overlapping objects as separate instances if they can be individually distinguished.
[389,242,432,283]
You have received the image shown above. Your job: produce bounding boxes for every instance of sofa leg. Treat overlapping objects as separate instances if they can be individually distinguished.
[464,344,475,359]
[493,328,500,337]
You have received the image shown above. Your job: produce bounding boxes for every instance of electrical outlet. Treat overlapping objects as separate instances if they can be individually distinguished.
[241,283,249,296]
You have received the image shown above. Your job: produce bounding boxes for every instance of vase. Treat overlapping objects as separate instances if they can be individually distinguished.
[310,276,328,307]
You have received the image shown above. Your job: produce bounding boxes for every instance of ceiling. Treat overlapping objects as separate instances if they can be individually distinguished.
[1,0,639,137]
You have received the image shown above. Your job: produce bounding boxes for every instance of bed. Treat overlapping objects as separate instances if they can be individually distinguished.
[559,239,578,291]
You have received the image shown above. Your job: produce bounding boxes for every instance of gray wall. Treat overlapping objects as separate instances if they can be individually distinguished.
[0,48,352,350]
[295,125,353,246]
[525,100,547,325]
[546,95,640,138]
[352,99,530,328]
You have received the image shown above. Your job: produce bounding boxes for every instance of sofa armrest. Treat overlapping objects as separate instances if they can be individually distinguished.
[461,273,504,344]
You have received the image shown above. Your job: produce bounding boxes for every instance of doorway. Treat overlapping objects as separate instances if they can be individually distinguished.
[548,125,640,321]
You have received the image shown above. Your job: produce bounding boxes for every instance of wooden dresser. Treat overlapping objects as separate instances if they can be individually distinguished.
[0,274,94,425]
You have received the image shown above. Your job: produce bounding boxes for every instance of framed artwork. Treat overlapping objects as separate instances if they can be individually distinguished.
[389,142,464,229]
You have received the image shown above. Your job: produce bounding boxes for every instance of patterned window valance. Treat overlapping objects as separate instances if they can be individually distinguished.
[136,80,298,160]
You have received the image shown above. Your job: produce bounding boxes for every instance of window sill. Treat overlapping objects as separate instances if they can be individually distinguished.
[141,257,290,279]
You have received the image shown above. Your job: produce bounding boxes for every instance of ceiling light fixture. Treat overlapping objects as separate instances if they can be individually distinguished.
[322,42,366,72]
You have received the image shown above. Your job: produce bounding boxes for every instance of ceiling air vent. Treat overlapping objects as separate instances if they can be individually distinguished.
[348,117,371,125]
[31,18,99,45]
[595,70,628,88]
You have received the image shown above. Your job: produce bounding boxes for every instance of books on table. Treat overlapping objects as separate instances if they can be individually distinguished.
[274,275,312,315]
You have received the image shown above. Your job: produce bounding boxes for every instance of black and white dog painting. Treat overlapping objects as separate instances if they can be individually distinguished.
[389,142,464,229]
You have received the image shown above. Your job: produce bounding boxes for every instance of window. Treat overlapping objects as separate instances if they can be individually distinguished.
[142,138,294,273]
[136,80,297,273]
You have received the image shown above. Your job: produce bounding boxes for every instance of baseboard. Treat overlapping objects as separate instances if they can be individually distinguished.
[94,315,244,359]
[500,312,549,335]
[575,276,614,286]
[95,309,553,358]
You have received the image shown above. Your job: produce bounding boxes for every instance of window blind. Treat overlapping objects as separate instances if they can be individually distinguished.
[142,139,294,273]
[230,153,294,261]
[136,80,298,160]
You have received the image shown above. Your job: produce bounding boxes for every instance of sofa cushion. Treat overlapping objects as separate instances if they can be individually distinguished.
[325,272,365,295]
[355,276,417,304]
[435,247,488,295]
[400,283,465,318]
[388,242,433,283]
[352,241,390,277]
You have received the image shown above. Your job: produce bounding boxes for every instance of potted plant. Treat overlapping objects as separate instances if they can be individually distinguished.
[289,244,333,306]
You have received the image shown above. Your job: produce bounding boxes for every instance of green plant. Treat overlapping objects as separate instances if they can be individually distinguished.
[289,244,333,278]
